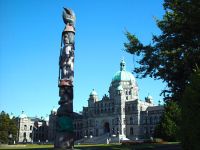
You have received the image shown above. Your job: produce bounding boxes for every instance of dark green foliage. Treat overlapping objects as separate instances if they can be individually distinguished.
[124,0,200,101]
[0,111,18,144]
[154,101,181,141]
[124,1,200,146]
[181,68,200,150]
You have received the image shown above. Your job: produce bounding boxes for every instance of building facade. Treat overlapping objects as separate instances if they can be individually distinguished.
[79,59,164,140]
[17,111,49,143]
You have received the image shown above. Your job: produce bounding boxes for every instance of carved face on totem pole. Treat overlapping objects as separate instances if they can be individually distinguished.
[59,8,75,85]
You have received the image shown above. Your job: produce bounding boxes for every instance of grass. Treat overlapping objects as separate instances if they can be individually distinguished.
[0,142,182,150]
[0,144,53,150]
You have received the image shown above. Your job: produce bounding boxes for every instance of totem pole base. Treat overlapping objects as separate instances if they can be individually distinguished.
[54,131,74,150]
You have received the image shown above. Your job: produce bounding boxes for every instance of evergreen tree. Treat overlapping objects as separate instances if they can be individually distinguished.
[154,101,181,141]
[0,111,18,144]
[8,117,18,143]
[124,0,200,146]
[181,68,200,150]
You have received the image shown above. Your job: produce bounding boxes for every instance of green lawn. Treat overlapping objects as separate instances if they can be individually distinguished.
[0,144,53,150]
[0,143,182,150]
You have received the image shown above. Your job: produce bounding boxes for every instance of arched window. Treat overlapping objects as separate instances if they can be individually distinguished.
[129,90,131,95]
[126,90,128,95]
[23,132,26,138]
[24,125,27,130]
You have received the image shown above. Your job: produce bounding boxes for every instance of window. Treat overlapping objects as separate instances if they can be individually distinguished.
[30,126,32,130]
[150,117,153,124]
[129,90,131,95]
[126,90,128,95]
[116,128,119,134]
[154,116,158,124]
[130,127,134,135]
[23,132,26,138]
[112,119,115,125]
[130,117,133,125]
[24,125,27,130]
[108,108,110,112]
[112,127,115,134]
[112,107,114,112]
[128,106,130,112]
[132,104,135,111]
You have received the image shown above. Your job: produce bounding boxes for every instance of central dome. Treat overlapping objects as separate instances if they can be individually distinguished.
[112,59,136,82]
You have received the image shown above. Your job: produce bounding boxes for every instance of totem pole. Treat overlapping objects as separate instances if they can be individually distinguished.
[54,8,75,150]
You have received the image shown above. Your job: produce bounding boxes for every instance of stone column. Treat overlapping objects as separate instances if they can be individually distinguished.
[54,8,75,150]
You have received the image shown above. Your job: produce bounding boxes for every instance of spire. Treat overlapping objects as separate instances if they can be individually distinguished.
[120,58,126,71]
[90,89,98,96]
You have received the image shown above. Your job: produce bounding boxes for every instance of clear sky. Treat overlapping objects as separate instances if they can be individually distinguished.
[0,0,166,118]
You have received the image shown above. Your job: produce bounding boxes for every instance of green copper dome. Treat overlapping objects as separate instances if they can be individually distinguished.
[112,59,136,82]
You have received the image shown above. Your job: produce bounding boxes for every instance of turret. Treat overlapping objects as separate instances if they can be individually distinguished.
[88,89,98,107]
[145,95,153,104]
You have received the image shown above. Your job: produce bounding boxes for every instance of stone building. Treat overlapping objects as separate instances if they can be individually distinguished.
[78,59,164,140]
[17,111,49,143]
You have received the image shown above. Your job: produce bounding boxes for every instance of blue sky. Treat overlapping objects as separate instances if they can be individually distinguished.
[0,0,165,118]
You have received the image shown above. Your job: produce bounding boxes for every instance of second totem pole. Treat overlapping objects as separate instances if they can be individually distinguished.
[54,8,75,150]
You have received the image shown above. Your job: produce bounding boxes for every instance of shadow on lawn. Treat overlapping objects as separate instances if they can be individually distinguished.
[0,143,182,150]
[75,143,182,150]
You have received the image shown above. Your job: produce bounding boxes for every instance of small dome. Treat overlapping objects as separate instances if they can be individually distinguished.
[52,107,57,112]
[44,115,49,121]
[145,94,153,103]
[51,107,57,115]
[19,111,27,119]
[112,59,136,82]
[147,95,153,100]
[90,89,98,96]
[9,113,14,119]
